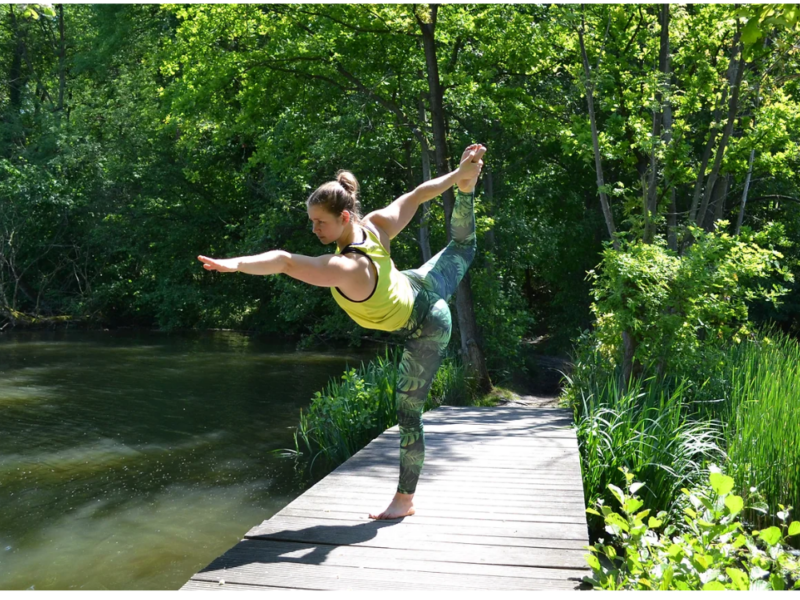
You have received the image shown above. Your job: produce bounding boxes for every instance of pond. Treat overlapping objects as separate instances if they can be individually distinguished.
[0,330,379,590]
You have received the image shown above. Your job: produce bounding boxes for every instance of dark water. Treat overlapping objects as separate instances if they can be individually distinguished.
[0,330,378,590]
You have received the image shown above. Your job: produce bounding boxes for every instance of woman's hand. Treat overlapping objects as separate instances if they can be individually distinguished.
[456,143,486,193]
[198,255,238,273]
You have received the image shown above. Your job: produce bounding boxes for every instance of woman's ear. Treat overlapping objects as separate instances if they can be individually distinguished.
[341,210,350,224]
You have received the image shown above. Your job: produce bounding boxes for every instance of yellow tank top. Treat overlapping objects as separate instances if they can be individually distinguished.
[330,225,414,332]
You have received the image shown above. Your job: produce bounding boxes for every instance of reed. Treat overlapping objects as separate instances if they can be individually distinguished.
[724,331,800,525]
[573,375,726,523]
[293,349,475,472]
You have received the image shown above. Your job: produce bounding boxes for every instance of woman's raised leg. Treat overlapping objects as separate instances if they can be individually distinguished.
[404,189,476,302]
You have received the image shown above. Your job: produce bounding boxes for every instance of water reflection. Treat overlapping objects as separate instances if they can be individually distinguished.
[0,330,379,590]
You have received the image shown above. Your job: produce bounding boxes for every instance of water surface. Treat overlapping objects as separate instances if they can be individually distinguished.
[0,330,377,590]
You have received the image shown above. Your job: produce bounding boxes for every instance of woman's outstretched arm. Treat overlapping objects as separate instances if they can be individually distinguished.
[364,144,485,240]
[198,251,366,288]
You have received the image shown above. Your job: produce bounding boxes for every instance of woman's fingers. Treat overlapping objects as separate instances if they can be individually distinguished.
[198,255,222,271]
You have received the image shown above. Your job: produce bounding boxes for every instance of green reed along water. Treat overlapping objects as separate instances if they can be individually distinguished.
[0,330,378,590]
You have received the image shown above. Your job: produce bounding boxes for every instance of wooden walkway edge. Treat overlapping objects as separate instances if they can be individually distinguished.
[181,406,591,591]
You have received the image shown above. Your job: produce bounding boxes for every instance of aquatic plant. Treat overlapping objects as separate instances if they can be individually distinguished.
[572,374,726,527]
[723,331,800,526]
[292,349,476,472]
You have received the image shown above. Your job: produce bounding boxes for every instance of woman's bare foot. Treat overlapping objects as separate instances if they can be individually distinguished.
[369,492,415,520]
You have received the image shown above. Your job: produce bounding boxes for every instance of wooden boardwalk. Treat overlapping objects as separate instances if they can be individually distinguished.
[181,406,591,590]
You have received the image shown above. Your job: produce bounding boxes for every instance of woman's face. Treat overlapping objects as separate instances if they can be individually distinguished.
[308,204,348,244]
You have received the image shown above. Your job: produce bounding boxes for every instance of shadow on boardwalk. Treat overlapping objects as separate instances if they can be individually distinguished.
[198,520,402,570]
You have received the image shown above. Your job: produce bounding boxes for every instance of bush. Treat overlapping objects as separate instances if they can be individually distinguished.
[470,266,533,381]
[584,467,800,590]
[293,349,399,470]
[587,224,792,380]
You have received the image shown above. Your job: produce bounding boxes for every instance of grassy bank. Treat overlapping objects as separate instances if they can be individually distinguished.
[566,328,800,543]
[292,348,484,472]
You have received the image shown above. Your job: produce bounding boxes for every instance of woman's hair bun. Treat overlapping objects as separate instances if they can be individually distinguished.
[335,170,359,198]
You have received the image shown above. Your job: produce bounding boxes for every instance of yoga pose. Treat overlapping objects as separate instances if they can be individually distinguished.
[198,143,485,519]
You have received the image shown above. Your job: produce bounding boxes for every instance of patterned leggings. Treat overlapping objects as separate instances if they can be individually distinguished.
[393,189,476,494]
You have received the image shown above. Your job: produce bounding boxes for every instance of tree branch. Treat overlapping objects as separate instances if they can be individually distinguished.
[335,62,427,146]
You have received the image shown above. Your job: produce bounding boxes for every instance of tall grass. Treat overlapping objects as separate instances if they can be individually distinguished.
[293,349,399,470]
[293,349,475,473]
[572,375,726,525]
[566,327,800,538]
[724,331,800,525]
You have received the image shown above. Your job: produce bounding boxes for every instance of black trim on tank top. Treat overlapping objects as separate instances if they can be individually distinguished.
[336,228,379,303]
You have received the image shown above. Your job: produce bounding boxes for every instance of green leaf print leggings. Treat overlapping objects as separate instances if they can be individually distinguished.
[393,189,476,494]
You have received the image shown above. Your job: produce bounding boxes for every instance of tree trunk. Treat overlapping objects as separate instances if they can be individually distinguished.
[736,148,756,235]
[483,166,496,277]
[578,11,618,249]
[6,6,26,152]
[57,4,66,115]
[417,97,433,262]
[416,4,491,392]
[644,5,670,244]
[712,172,731,224]
[735,37,767,236]
[696,31,745,230]
[687,105,723,227]
[621,330,637,391]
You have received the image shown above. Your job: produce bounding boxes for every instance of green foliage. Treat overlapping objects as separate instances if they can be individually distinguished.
[570,365,726,527]
[2,3,800,380]
[293,349,478,472]
[294,349,400,470]
[470,265,533,380]
[588,224,793,378]
[428,352,479,407]
[567,327,800,563]
[722,330,800,526]
[584,467,800,590]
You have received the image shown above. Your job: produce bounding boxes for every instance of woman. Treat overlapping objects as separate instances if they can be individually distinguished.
[198,143,486,519]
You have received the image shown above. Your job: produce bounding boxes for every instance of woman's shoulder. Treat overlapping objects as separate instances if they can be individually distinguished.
[359,221,391,254]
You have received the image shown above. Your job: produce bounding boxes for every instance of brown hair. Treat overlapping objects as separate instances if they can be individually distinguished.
[306,170,362,221]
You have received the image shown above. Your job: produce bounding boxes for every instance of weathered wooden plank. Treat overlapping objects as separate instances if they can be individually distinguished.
[337,458,582,472]
[311,476,587,492]
[181,581,299,591]
[313,469,586,486]
[317,470,586,486]
[384,425,574,436]
[215,533,589,570]
[307,472,588,499]
[187,568,582,591]
[278,505,588,525]
[280,492,589,513]
[349,444,579,457]
[188,542,586,590]
[196,538,591,581]
[295,488,589,509]
[241,528,587,552]
[246,514,590,544]
[327,467,584,481]
[369,435,579,449]
[336,451,581,467]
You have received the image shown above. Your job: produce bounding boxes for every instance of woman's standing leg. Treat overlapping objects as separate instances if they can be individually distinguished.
[370,189,476,520]
[369,294,451,519]
[395,297,451,494]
